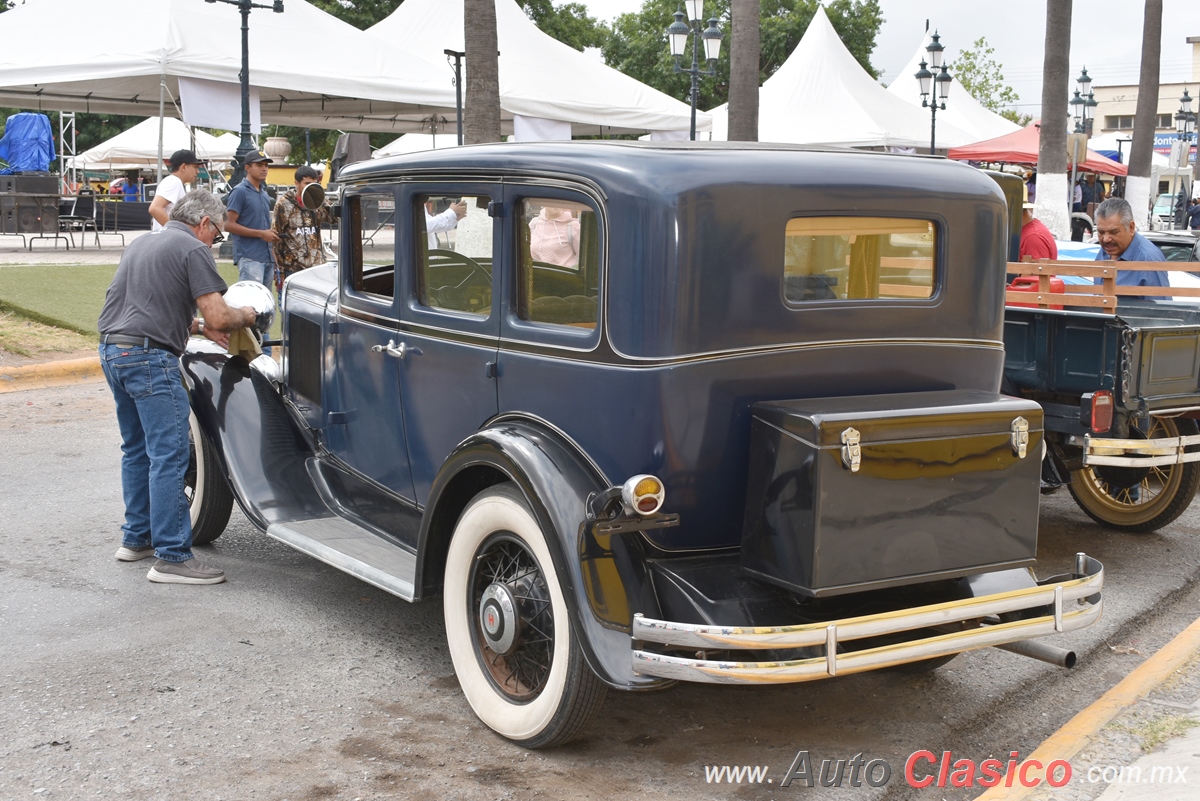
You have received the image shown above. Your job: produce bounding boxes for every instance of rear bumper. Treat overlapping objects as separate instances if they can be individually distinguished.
[631,555,1103,684]
[1083,433,1200,468]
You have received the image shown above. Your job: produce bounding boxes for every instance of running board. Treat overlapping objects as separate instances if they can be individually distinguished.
[266,517,417,601]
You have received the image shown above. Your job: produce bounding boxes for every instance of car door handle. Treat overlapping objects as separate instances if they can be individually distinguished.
[371,339,419,359]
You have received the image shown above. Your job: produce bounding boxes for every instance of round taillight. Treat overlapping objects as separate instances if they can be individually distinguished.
[622,474,665,517]
[634,477,662,497]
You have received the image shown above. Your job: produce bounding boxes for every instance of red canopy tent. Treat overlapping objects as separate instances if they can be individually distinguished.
[947,124,1128,176]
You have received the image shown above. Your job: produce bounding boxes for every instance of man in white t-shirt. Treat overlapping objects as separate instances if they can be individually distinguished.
[149,149,203,232]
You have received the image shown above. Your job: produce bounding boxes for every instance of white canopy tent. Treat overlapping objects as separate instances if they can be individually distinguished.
[1087,132,1170,167]
[366,0,707,138]
[707,6,971,148]
[885,31,1020,144]
[68,117,237,172]
[0,0,456,133]
[372,133,462,159]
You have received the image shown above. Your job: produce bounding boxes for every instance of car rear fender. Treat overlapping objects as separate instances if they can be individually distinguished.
[418,415,667,689]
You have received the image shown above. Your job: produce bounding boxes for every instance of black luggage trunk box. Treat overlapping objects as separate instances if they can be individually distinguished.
[740,389,1043,597]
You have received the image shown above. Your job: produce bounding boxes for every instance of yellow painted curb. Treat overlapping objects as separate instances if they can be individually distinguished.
[0,356,103,393]
[974,615,1200,800]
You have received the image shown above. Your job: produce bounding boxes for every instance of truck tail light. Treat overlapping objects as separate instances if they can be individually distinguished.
[1081,391,1114,433]
[622,475,665,516]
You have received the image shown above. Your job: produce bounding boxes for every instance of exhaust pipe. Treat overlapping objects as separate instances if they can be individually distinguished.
[996,639,1077,668]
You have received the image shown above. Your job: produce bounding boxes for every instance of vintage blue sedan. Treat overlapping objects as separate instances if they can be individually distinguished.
[183,142,1103,747]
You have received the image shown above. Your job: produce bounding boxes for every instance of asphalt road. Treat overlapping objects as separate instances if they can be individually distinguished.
[2,382,1199,801]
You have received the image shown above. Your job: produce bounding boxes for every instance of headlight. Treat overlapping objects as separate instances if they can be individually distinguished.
[622,474,664,516]
[224,280,276,333]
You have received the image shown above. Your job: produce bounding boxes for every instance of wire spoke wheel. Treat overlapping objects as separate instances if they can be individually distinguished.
[1068,416,1200,532]
[444,483,606,748]
[471,535,555,701]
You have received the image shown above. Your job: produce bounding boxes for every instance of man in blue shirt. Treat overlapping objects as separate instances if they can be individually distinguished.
[1094,197,1167,300]
[225,149,280,290]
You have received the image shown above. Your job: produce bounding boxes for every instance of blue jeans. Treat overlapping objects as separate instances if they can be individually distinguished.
[237,257,274,288]
[235,257,274,356]
[100,344,193,563]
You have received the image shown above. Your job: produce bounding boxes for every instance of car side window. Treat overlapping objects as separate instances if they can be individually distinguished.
[784,217,937,302]
[415,194,493,316]
[517,198,599,330]
[346,191,396,299]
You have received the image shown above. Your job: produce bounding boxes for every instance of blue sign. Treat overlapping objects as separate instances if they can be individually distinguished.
[1152,131,1196,163]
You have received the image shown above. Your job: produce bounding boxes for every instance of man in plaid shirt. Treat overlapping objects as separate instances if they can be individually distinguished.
[272,165,333,293]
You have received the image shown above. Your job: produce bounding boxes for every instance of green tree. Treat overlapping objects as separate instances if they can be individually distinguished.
[522,1,607,50]
[604,0,882,113]
[952,37,1028,125]
[308,0,402,30]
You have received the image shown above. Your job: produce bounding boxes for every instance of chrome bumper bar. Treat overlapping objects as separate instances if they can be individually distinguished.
[1083,433,1200,468]
[631,554,1103,684]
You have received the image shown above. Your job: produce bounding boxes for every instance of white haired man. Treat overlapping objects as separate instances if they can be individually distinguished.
[98,190,259,584]
[1094,197,1167,300]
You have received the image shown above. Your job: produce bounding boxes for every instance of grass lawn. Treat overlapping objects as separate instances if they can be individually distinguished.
[0,263,252,337]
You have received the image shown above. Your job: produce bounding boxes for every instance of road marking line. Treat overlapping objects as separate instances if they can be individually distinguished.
[975,615,1200,800]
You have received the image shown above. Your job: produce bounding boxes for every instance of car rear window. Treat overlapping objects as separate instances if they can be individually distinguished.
[516,198,599,330]
[783,217,937,302]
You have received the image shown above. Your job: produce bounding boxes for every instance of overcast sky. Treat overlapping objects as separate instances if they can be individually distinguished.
[582,0,1197,115]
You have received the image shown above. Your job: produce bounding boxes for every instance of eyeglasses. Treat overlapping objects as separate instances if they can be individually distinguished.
[207,219,225,244]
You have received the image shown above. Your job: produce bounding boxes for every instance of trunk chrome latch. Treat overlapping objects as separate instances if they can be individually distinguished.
[841,427,862,472]
[1011,417,1029,459]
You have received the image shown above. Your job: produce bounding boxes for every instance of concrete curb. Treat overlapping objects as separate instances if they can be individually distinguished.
[974,615,1200,800]
[0,356,103,393]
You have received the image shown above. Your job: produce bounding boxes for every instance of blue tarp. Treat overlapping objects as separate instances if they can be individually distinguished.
[0,112,56,174]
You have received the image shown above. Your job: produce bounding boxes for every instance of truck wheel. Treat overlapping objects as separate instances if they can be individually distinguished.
[1068,417,1200,533]
[443,483,606,748]
[187,410,233,546]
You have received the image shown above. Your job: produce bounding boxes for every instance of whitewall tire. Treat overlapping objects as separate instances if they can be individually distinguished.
[187,409,233,546]
[443,483,605,748]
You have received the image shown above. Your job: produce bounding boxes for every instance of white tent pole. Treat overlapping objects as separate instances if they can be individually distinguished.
[157,66,166,185]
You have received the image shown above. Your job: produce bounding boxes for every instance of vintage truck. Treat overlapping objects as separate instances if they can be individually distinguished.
[998,185,1200,532]
[182,143,1103,747]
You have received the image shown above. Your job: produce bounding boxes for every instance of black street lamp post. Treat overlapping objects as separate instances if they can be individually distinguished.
[445,49,466,146]
[1067,67,1095,214]
[1175,88,1195,222]
[666,1,722,141]
[1070,68,1095,135]
[914,31,952,155]
[205,0,284,187]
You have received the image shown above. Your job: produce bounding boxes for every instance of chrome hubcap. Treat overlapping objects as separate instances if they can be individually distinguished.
[479,582,518,655]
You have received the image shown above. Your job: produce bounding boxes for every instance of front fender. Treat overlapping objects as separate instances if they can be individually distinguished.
[182,347,325,530]
[419,417,668,690]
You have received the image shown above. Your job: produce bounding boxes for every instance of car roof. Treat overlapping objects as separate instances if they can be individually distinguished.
[337,140,1001,202]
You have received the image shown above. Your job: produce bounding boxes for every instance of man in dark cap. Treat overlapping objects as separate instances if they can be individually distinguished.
[148,149,203,232]
[271,165,333,290]
[225,150,280,291]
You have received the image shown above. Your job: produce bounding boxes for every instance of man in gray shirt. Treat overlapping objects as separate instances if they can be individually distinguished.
[98,190,258,585]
